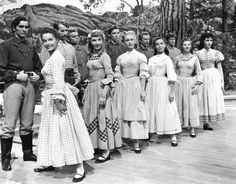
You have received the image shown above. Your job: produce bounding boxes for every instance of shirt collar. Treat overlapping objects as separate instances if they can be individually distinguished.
[202,48,212,52]
[110,40,120,46]
[126,49,136,54]
[139,43,149,51]
[12,35,29,45]
[167,45,176,50]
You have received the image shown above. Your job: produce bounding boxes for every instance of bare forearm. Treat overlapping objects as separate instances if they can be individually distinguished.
[140,78,146,92]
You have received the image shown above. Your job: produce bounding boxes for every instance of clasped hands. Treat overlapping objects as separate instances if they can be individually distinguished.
[16,71,40,82]
[191,81,203,95]
[53,99,67,115]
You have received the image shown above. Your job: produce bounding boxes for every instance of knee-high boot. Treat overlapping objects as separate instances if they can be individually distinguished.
[1,137,13,171]
[20,133,37,161]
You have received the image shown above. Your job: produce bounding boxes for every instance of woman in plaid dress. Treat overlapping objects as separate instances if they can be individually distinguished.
[83,30,122,163]
[195,33,225,130]
[35,28,94,183]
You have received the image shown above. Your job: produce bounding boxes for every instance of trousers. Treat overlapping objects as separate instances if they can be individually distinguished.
[1,80,35,138]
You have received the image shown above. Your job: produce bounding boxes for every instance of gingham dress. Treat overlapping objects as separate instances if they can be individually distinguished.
[195,48,225,123]
[37,50,94,167]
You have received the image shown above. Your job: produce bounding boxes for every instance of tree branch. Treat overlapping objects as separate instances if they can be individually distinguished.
[120,0,134,10]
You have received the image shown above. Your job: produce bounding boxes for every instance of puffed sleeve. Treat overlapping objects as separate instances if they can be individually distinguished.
[48,51,65,100]
[139,53,149,79]
[215,50,224,63]
[100,53,114,86]
[194,56,203,83]
[166,57,177,82]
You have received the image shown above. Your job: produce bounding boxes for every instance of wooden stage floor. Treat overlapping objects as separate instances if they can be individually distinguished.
[1,106,236,184]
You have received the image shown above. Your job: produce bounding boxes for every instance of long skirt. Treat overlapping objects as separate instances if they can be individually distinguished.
[83,80,122,150]
[115,76,148,139]
[37,85,94,167]
[175,76,200,128]
[197,68,225,123]
[146,76,182,135]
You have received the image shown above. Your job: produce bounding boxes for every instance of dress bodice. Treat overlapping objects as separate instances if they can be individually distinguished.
[195,48,224,70]
[41,50,65,87]
[87,53,113,82]
[148,53,176,81]
[115,49,148,78]
[41,50,66,96]
[175,54,201,77]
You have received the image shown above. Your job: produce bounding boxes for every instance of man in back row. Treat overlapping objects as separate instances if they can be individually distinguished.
[106,26,127,71]
[137,29,154,61]
[166,32,181,61]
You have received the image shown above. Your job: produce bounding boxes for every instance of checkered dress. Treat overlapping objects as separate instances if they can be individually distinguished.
[195,49,225,123]
[37,50,94,167]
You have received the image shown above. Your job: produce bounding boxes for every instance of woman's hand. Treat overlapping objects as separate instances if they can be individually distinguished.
[99,96,106,109]
[221,82,225,94]
[53,99,67,115]
[169,93,174,103]
[16,71,28,81]
[140,91,146,101]
[28,72,40,82]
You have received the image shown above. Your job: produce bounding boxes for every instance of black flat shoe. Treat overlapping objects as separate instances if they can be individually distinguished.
[190,133,196,138]
[203,123,213,131]
[171,140,178,147]
[95,154,110,164]
[34,166,55,172]
[134,149,141,154]
[72,172,86,183]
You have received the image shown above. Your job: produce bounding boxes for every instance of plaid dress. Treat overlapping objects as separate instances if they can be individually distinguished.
[37,50,94,167]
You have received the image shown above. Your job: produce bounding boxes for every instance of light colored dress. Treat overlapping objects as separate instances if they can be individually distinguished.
[175,54,202,128]
[146,53,182,135]
[115,49,149,139]
[37,50,94,167]
[83,52,122,150]
[195,48,225,123]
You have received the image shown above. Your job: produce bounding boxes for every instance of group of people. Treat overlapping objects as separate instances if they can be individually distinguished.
[0,16,225,183]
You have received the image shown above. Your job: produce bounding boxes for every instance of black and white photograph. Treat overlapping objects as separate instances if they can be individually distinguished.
[0,0,236,183]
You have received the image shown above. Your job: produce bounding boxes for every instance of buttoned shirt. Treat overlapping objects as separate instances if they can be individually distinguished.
[0,35,42,82]
[137,44,154,61]
[106,41,127,70]
[75,45,89,81]
[166,45,181,62]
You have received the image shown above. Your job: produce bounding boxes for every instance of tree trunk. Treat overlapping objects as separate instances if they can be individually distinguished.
[222,0,228,32]
[160,0,185,47]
